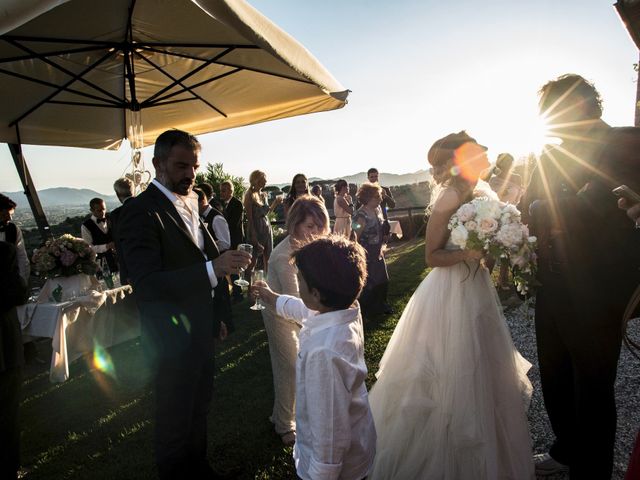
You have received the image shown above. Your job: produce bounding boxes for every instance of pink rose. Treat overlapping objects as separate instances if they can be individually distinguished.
[478,217,498,235]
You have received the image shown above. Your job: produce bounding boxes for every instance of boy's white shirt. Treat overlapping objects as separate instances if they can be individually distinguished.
[276,295,376,480]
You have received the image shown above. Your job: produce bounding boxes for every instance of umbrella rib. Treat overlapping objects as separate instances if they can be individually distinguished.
[138,45,313,85]
[0,67,122,109]
[135,52,227,117]
[145,68,241,106]
[48,100,122,108]
[0,45,109,64]
[8,50,123,127]
[4,38,123,104]
[142,47,235,105]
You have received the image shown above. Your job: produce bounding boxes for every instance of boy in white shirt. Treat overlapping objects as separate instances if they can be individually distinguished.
[255,235,376,480]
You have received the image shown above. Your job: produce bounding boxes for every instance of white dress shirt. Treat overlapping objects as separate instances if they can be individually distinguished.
[0,223,30,282]
[276,296,376,480]
[201,205,231,252]
[81,215,110,254]
[152,179,218,290]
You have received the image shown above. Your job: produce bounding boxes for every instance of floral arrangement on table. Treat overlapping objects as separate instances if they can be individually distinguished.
[448,197,538,294]
[32,234,99,279]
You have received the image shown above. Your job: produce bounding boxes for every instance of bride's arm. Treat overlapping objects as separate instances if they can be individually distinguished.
[425,188,483,267]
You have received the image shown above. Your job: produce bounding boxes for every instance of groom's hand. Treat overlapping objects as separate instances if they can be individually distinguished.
[212,250,251,277]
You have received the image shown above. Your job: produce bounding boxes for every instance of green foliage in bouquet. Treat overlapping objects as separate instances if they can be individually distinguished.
[32,234,99,278]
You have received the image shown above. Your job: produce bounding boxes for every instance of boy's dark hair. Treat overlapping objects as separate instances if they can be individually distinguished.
[367,167,378,176]
[197,182,214,199]
[192,187,206,202]
[293,235,368,310]
[0,193,17,211]
[89,197,104,210]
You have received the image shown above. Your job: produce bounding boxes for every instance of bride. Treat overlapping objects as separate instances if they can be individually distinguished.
[368,131,534,480]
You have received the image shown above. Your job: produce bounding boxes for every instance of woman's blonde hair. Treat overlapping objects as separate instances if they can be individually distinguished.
[246,170,266,205]
[356,182,382,206]
[286,194,330,238]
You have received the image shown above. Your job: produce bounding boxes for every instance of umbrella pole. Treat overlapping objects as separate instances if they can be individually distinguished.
[8,136,52,241]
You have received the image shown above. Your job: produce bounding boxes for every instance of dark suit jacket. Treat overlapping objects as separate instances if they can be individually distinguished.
[0,242,27,372]
[223,196,244,250]
[522,125,640,298]
[380,185,395,221]
[118,183,220,362]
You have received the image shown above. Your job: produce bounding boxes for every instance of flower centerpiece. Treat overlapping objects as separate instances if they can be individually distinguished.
[448,197,538,294]
[32,234,99,278]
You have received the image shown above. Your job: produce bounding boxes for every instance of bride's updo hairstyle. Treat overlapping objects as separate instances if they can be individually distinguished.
[428,130,482,186]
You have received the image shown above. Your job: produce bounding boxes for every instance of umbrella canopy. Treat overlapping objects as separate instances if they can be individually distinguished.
[0,0,349,149]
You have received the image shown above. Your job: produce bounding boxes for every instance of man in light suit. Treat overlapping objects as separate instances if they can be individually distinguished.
[118,129,250,479]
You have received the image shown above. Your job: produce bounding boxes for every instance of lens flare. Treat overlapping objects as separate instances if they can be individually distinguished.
[452,143,490,182]
[92,341,116,379]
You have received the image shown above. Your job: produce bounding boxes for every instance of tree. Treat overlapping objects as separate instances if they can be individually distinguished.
[196,162,245,201]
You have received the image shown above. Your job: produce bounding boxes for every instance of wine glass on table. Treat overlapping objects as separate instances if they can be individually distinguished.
[250,269,266,311]
[234,243,253,287]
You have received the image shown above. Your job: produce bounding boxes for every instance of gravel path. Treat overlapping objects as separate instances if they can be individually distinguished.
[504,300,640,479]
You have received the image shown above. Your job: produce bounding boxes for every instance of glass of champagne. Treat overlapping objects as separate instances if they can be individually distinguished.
[234,243,253,287]
[250,269,266,311]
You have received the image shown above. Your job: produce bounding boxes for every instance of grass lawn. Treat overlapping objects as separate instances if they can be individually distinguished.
[19,238,429,480]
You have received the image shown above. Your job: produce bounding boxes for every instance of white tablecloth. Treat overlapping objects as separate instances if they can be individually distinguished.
[18,285,139,383]
[389,220,403,239]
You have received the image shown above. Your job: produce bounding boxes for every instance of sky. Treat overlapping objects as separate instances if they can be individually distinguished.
[1,0,639,195]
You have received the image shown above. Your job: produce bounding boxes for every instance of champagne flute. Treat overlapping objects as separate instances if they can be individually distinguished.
[234,243,253,287]
[250,269,266,311]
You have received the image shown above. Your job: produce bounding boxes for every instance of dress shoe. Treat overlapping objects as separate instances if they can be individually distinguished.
[534,452,569,476]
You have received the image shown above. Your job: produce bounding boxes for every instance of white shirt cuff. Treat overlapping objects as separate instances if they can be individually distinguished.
[206,261,219,290]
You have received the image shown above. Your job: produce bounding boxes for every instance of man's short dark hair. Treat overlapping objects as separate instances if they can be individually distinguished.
[367,168,378,176]
[89,197,104,210]
[154,129,201,161]
[197,182,214,199]
[192,187,206,202]
[293,235,367,310]
[0,193,17,211]
[539,74,603,120]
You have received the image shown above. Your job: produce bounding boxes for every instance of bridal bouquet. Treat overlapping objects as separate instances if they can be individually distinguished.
[448,197,537,294]
[32,234,99,278]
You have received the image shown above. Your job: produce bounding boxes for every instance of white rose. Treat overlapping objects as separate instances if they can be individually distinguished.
[528,236,537,243]
[478,217,499,235]
[464,220,478,231]
[475,199,502,220]
[450,225,469,247]
[495,223,524,248]
[456,203,476,222]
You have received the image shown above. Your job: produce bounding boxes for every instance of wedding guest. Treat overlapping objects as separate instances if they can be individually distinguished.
[0,242,28,480]
[81,198,118,274]
[353,183,390,317]
[333,179,353,238]
[261,195,330,446]
[118,129,251,479]
[283,173,308,218]
[194,187,234,333]
[523,74,640,478]
[489,153,523,205]
[220,180,245,301]
[0,194,30,282]
[367,168,395,221]
[194,187,231,252]
[110,177,134,284]
[244,170,282,273]
[488,153,523,292]
[310,184,323,199]
[254,236,376,480]
[197,181,223,212]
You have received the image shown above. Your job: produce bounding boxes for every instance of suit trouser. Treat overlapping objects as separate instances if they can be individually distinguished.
[535,274,624,479]
[153,342,215,480]
[0,367,22,480]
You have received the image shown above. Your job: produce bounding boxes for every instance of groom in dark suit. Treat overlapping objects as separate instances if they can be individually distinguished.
[523,74,640,478]
[118,129,251,479]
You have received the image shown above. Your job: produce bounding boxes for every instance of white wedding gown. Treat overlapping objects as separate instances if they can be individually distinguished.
[369,243,534,479]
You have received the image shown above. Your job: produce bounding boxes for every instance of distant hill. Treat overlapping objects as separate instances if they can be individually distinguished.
[272,170,431,188]
[2,187,119,209]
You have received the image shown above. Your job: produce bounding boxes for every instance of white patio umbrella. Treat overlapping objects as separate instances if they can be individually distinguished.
[0,0,349,235]
[0,0,348,148]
